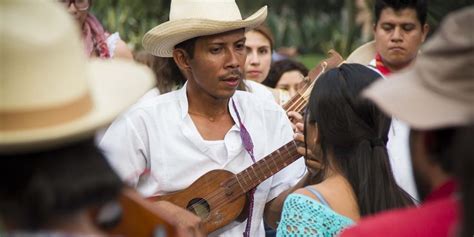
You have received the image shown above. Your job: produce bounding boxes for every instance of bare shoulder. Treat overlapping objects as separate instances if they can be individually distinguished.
[114,39,133,60]
[293,185,323,203]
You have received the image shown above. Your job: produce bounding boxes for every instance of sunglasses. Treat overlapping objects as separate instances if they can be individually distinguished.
[58,0,91,11]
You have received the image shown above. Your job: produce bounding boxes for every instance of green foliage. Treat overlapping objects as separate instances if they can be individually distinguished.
[91,0,473,54]
[91,0,170,50]
[297,54,326,69]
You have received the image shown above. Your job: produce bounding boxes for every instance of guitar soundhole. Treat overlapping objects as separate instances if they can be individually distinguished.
[186,198,210,219]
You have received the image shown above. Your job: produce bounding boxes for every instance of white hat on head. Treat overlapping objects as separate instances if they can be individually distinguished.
[346,41,376,65]
[143,0,267,57]
[0,0,155,153]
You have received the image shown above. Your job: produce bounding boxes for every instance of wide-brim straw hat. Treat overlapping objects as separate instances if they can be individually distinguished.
[362,7,474,129]
[0,0,155,153]
[143,0,267,57]
[346,40,376,65]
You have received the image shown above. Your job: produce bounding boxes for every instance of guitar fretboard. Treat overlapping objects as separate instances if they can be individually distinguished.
[282,93,306,114]
[235,141,301,193]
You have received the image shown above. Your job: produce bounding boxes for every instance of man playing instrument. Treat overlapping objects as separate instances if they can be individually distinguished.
[99,0,308,236]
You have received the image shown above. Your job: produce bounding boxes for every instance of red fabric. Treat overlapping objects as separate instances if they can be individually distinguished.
[375,53,391,76]
[340,180,459,237]
[82,13,110,59]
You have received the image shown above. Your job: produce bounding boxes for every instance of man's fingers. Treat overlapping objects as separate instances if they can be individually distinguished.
[296,146,306,156]
[295,123,304,133]
[305,159,322,171]
[288,111,304,133]
[293,132,305,143]
[155,200,205,237]
[287,111,303,123]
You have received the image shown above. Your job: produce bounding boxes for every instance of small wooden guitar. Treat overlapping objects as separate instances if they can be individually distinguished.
[149,51,344,234]
[99,188,178,237]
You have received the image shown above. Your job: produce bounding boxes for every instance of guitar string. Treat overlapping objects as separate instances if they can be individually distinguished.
[183,98,307,214]
[169,61,338,221]
[184,147,300,213]
[287,97,306,114]
[189,148,302,219]
[285,65,332,113]
[188,61,338,214]
[184,144,301,215]
[184,149,301,221]
[285,82,314,112]
[183,76,321,215]
[183,95,310,214]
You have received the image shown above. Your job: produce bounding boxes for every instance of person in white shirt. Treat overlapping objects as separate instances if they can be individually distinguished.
[99,0,308,236]
[346,0,430,201]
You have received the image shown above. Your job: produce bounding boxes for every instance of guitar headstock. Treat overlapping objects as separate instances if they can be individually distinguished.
[283,50,344,113]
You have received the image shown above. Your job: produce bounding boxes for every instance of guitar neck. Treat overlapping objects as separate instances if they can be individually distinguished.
[235,141,301,193]
[282,94,306,114]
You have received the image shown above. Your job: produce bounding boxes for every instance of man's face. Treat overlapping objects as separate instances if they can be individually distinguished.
[186,29,246,100]
[374,8,428,71]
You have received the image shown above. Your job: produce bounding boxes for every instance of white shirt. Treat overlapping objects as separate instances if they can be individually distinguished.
[99,83,306,236]
[369,59,419,200]
[105,32,121,58]
[243,79,275,102]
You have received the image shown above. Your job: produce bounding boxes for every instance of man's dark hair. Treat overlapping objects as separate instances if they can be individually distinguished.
[0,138,122,230]
[305,63,414,216]
[175,37,198,59]
[374,0,428,25]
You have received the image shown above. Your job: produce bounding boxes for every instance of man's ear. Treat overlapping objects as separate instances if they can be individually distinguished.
[173,49,191,72]
[421,24,430,43]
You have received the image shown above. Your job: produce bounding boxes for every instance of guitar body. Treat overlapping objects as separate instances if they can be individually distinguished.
[150,169,247,234]
[147,50,345,234]
[101,188,177,237]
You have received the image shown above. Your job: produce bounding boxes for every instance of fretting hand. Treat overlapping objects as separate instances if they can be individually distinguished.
[288,111,321,175]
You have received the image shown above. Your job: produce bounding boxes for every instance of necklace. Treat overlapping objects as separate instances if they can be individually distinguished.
[188,111,226,122]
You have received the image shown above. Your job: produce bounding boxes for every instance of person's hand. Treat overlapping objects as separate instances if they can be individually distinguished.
[291,120,322,175]
[287,111,303,133]
[155,201,205,237]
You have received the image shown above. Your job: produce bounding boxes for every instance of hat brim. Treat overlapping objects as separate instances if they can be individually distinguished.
[362,67,473,130]
[346,41,376,65]
[0,59,155,154]
[143,6,267,57]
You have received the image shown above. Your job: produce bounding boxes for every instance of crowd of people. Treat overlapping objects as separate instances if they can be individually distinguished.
[1,0,472,237]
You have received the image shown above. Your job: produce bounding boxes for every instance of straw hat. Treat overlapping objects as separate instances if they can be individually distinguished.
[143,0,267,57]
[0,0,155,153]
[362,7,474,129]
[346,40,376,65]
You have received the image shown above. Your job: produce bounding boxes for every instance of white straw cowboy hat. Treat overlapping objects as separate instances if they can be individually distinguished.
[346,40,376,65]
[362,7,474,129]
[0,0,155,153]
[143,0,268,57]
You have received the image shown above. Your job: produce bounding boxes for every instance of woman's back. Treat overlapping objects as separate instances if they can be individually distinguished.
[278,175,358,236]
[277,64,414,237]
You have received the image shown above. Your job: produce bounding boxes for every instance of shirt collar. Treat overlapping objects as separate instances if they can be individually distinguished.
[177,82,189,120]
[177,82,244,127]
[375,53,391,76]
[425,179,457,202]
